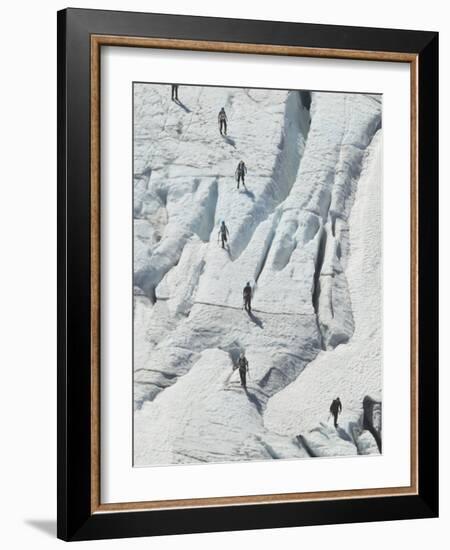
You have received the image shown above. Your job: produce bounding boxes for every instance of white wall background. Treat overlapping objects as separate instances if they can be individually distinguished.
[0,1,446,548]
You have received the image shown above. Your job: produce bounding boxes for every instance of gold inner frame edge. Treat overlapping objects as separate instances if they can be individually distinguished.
[90,35,419,514]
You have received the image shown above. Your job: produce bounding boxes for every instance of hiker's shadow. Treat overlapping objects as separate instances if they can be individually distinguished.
[244,387,263,414]
[220,245,233,261]
[336,426,353,442]
[174,99,191,113]
[223,135,236,147]
[242,188,255,201]
[247,310,263,329]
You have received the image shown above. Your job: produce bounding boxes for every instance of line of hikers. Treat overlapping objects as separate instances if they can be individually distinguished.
[220,222,344,424]
[171,87,249,190]
[171,87,229,137]
[170,87,252,312]
[218,221,252,309]
[236,353,344,428]
[169,88,347,417]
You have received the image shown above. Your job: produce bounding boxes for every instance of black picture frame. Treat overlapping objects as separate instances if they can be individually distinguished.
[57,7,438,541]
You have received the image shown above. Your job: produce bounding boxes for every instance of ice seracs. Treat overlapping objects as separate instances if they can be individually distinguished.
[133,84,382,465]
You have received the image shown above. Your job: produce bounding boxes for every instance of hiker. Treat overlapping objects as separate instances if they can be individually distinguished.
[330,397,343,428]
[243,282,252,313]
[217,221,230,249]
[235,160,247,189]
[238,352,249,389]
[218,107,228,136]
[171,84,179,101]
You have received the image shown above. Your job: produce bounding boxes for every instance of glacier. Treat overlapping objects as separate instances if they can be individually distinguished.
[133,83,382,466]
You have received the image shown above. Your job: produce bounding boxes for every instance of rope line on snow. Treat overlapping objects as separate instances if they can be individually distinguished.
[177,299,310,317]
[156,296,310,316]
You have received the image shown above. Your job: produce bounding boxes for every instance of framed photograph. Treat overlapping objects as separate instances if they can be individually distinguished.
[57,8,438,541]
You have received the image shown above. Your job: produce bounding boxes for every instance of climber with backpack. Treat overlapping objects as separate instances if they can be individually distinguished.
[329,397,343,428]
[238,352,249,389]
[171,84,179,101]
[243,281,252,313]
[235,160,247,189]
[218,107,228,136]
[217,220,230,249]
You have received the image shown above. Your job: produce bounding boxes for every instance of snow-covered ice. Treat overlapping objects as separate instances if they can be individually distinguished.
[133,84,382,465]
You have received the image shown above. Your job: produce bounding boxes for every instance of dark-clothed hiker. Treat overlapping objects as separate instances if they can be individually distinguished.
[235,160,247,189]
[218,107,228,136]
[238,353,249,389]
[218,221,230,249]
[171,84,179,101]
[243,282,252,313]
[330,397,343,428]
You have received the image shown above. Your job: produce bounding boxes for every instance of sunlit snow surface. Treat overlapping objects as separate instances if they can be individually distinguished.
[133,84,382,465]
